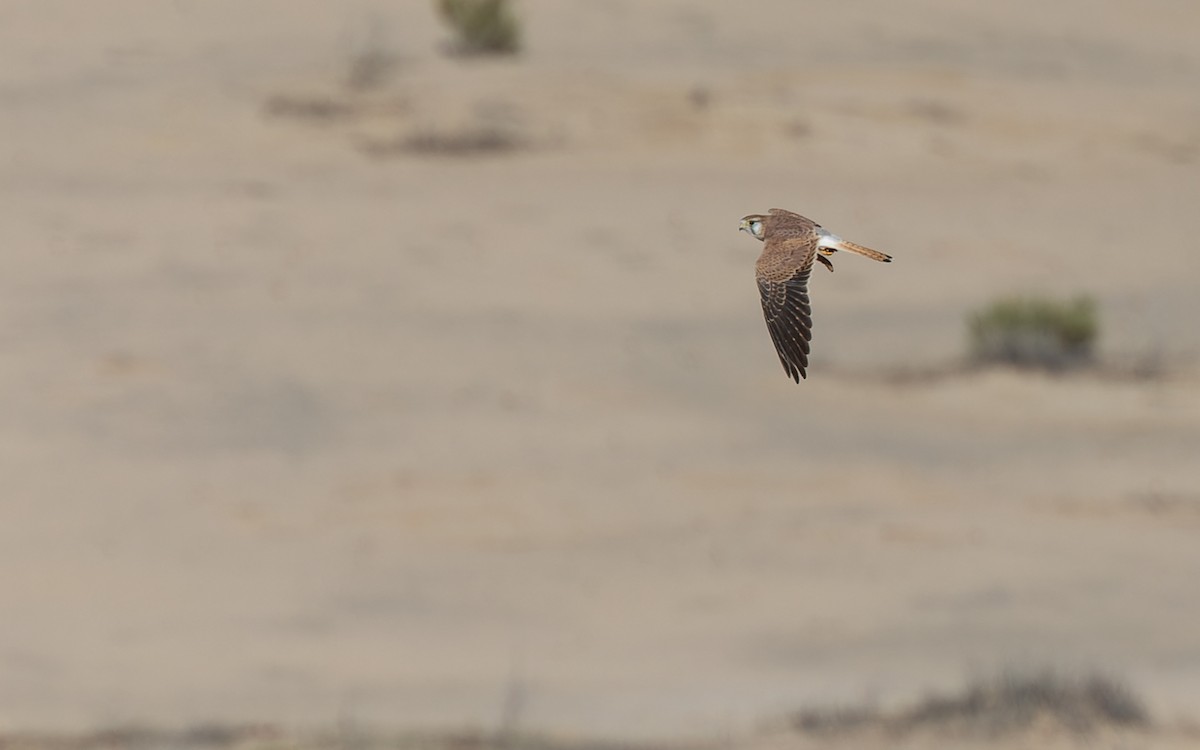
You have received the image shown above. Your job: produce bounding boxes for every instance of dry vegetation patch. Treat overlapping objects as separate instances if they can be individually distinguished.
[793,671,1149,739]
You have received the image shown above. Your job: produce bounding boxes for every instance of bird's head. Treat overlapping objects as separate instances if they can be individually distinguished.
[739,214,766,240]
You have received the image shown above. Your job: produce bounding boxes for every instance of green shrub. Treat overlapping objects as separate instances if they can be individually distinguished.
[438,0,521,55]
[968,294,1098,370]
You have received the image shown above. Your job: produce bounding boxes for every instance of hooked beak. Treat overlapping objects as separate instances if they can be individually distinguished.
[738,218,751,233]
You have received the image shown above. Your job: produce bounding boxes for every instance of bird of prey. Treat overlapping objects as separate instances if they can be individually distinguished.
[739,208,892,382]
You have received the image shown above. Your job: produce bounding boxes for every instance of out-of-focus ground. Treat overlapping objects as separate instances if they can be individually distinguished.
[2,1,1199,748]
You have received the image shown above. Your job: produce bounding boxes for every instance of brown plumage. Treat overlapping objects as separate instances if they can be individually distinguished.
[739,208,892,382]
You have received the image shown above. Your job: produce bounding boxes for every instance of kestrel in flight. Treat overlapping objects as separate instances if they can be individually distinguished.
[740,208,892,382]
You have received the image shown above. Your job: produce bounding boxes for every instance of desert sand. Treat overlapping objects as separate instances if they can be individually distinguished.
[1,1,1199,747]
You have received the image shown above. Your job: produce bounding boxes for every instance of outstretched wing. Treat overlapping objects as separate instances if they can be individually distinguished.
[756,234,817,382]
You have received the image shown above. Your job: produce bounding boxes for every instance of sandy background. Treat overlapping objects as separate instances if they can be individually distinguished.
[2,0,1200,746]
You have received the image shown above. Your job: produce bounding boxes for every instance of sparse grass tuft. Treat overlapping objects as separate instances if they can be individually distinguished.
[263,93,356,121]
[346,44,398,91]
[792,704,877,734]
[343,15,400,91]
[402,128,523,155]
[438,0,521,56]
[357,125,525,158]
[968,294,1099,370]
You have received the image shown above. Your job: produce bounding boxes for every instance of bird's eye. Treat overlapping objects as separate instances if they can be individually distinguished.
[751,221,763,236]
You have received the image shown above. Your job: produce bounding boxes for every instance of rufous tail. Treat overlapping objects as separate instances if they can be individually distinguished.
[836,240,892,263]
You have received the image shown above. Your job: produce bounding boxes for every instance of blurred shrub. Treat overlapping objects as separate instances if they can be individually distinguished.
[438,0,521,55]
[793,670,1149,737]
[899,671,1148,734]
[968,294,1098,370]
